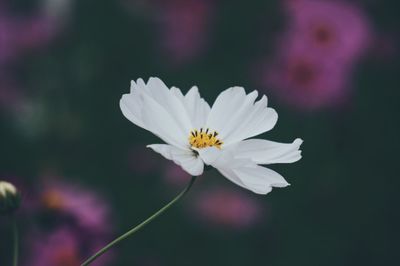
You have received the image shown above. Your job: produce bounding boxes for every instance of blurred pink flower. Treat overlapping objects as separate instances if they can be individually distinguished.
[158,0,214,65]
[0,7,59,66]
[23,179,115,266]
[39,181,112,235]
[0,1,64,116]
[258,0,373,110]
[121,0,215,66]
[284,0,372,64]
[261,42,350,109]
[27,228,81,266]
[192,188,263,230]
[27,227,111,266]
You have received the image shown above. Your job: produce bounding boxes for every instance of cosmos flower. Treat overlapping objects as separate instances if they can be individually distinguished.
[39,181,112,235]
[24,180,114,266]
[27,228,81,266]
[258,0,372,110]
[120,77,303,194]
[157,0,214,66]
[121,0,214,66]
[262,41,350,109]
[284,0,372,63]
[26,227,111,266]
[192,187,263,229]
[0,7,59,66]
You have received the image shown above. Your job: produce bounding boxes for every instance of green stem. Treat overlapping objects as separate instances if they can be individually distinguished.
[12,217,18,266]
[80,176,197,266]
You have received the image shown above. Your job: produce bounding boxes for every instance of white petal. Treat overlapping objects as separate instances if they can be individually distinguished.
[206,87,278,146]
[140,92,188,149]
[199,147,289,194]
[143,77,193,135]
[172,86,211,129]
[206,86,246,137]
[120,77,193,149]
[214,162,289,194]
[120,93,146,129]
[147,144,204,176]
[226,96,277,145]
[217,168,249,191]
[197,147,221,165]
[217,163,289,194]
[196,147,248,186]
[233,165,290,194]
[219,90,258,139]
[120,80,148,129]
[234,138,303,164]
[185,86,211,129]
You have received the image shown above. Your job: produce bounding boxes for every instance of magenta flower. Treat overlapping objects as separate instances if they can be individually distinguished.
[261,41,350,109]
[22,179,115,266]
[0,0,64,118]
[259,0,373,110]
[192,187,263,229]
[39,181,113,235]
[284,0,372,64]
[26,227,112,266]
[158,0,214,66]
[0,7,59,66]
[121,0,215,66]
[27,228,81,266]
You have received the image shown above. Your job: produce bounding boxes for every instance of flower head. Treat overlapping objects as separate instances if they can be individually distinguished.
[121,0,214,66]
[0,180,20,214]
[262,41,350,109]
[26,227,112,266]
[257,0,372,110]
[120,77,302,194]
[39,181,112,234]
[27,228,81,266]
[158,0,214,66]
[284,0,372,63]
[24,180,114,266]
[0,6,59,66]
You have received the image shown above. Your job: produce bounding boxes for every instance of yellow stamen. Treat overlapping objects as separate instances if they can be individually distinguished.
[189,128,223,149]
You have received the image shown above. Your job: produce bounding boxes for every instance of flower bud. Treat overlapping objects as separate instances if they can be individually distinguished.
[0,181,21,215]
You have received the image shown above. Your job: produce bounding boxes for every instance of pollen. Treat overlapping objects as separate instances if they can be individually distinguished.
[189,128,223,149]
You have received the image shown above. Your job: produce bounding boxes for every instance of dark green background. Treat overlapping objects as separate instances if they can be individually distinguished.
[1,0,399,265]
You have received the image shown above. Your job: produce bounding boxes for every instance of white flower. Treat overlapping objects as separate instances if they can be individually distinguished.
[120,77,303,194]
[0,181,20,214]
[0,181,17,197]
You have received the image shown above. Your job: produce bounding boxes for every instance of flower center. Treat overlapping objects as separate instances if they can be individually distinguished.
[41,190,64,210]
[189,128,223,149]
[312,23,335,46]
[288,59,316,87]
